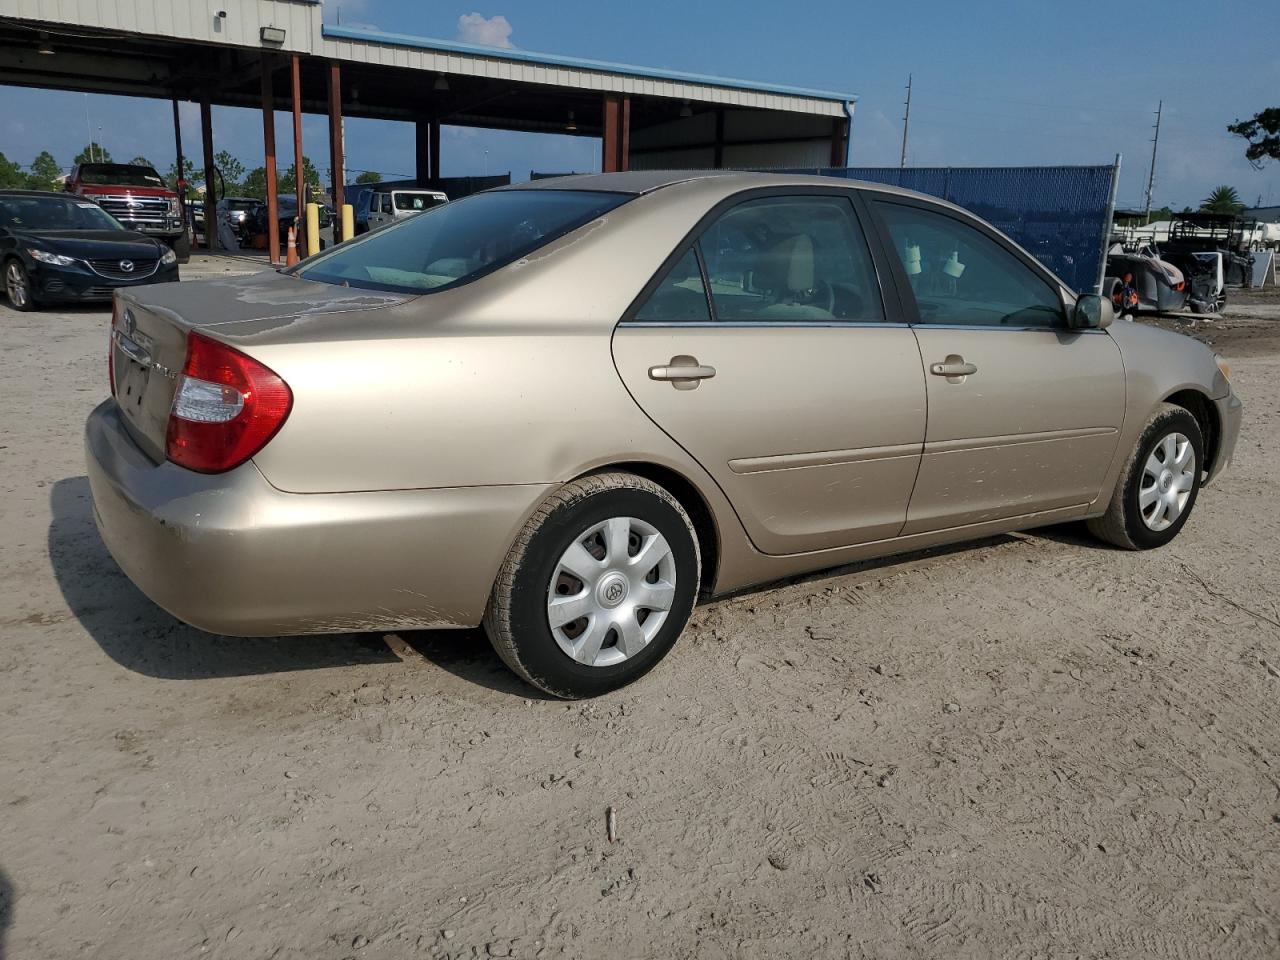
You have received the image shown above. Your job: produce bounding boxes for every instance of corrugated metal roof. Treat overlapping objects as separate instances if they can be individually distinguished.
[321,25,858,105]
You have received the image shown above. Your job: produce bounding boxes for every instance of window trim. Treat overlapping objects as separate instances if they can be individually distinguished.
[618,185,898,329]
[862,193,1075,332]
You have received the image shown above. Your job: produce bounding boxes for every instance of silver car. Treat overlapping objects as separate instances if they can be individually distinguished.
[86,172,1242,698]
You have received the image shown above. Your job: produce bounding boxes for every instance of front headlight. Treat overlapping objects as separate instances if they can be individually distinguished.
[166,197,181,217]
[159,246,178,267]
[29,248,77,267]
[1215,354,1231,382]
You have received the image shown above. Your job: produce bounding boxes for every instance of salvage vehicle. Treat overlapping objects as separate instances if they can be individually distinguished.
[366,188,448,231]
[1103,243,1189,314]
[2,190,179,311]
[65,162,190,263]
[85,172,1242,698]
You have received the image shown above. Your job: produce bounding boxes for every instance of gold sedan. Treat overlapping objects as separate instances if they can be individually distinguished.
[86,172,1242,698]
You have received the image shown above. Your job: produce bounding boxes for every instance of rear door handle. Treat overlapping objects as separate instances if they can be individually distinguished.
[929,355,977,381]
[649,355,716,390]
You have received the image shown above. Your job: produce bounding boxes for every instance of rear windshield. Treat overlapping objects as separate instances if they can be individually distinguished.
[394,192,446,211]
[78,164,166,187]
[0,195,124,231]
[292,189,629,293]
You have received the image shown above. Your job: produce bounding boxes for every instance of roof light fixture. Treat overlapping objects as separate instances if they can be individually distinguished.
[679,100,692,118]
[565,110,577,132]
[260,25,286,45]
[37,33,55,55]
[434,74,450,92]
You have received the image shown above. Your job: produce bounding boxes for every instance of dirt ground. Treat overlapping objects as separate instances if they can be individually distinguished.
[1,268,1278,959]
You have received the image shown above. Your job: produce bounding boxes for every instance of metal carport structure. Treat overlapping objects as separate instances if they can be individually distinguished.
[0,0,856,262]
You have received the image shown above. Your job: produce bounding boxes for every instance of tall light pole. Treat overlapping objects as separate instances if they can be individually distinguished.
[899,74,913,169]
[1143,100,1163,221]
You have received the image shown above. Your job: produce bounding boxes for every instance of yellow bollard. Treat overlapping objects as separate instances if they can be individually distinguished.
[305,202,320,257]
[341,204,354,242]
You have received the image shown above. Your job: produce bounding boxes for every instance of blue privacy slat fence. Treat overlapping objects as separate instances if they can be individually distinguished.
[768,164,1121,294]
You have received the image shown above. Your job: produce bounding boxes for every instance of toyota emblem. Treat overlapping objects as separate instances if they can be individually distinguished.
[119,260,134,273]
[604,582,625,603]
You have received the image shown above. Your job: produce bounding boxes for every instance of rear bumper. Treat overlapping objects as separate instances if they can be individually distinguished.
[1207,387,1243,485]
[85,400,550,636]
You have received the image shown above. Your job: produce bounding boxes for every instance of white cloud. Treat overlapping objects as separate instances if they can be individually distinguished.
[457,13,514,49]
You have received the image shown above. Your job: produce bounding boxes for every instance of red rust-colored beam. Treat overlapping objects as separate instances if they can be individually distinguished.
[290,54,304,212]
[602,95,632,173]
[260,53,280,264]
[327,61,344,213]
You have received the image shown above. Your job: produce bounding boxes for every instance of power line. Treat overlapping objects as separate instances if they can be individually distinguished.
[899,74,912,169]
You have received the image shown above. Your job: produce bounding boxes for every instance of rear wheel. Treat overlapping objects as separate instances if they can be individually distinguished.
[1087,403,1203,549]
[171,232,191,265]
[484,473,700,699]
[5,259,36,311]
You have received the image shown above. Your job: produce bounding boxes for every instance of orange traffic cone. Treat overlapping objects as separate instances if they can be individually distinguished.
[286,225,299,266]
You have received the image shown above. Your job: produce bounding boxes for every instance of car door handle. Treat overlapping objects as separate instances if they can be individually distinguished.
[649,355,716,390]
[930,356,977,379]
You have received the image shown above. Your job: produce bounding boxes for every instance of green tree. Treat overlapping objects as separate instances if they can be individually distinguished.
[128,155,154,169]
[73,143,112,165]
[355,170,382,184]
[278,156,322,198]
[1228,107,1280,169]
[167,158,198,199]
[1200,185,1245,215]
[0,151,25,188]
[25,151,61,191]
[242,166,268,199]
[214,150,246,194]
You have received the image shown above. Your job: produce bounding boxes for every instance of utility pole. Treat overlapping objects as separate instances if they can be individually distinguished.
[1143,100,1162,221]
[899,74,912,169]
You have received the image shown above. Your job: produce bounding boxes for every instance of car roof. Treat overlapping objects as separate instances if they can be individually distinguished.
[503,169,952,204]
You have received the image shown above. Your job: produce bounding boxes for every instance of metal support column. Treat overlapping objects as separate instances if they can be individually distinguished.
[415,115,432,183]
[829,116,848,169]
[171,97,186,227]
[713,110,725,169]
[260,53,281,265]
[429,120,440,184]
[327,62,344,213]
[602,94,630,173]
[200,98,217,250]
[290,54,304,212]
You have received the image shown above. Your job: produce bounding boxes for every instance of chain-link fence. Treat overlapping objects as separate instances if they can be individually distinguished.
[770,163,1121,293]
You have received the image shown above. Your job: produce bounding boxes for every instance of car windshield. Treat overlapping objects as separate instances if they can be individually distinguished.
[0,195,124,231]
[79,163,166,187]
[293,189,630,293]
[394,192,446,211]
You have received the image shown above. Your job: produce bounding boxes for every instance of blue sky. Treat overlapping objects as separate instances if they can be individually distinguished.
[3,0,1278,209]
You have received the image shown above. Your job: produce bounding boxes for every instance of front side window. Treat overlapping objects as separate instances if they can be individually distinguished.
[394,192,445,211]
[874,201,1065,328]
[696,195,884,323]
[293,189,630,293]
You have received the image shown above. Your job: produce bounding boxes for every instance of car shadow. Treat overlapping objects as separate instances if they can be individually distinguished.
[394,628,554,700]
[1022,520,1113,550]
[0,867,12,960]
[48,476,400,680]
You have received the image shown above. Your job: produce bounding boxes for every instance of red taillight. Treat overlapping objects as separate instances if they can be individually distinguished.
[165,331,292,474]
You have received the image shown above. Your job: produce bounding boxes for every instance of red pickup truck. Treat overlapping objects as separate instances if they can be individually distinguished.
[66,162,190,262]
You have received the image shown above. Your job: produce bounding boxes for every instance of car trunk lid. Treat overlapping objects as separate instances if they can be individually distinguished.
[109,270,412,462]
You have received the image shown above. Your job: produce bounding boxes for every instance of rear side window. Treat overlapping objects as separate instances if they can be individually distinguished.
[697,196,884,323]
[874,201,1065,328]
[394,193,445,211]
[293,189,630,293]
[634,248,711,323]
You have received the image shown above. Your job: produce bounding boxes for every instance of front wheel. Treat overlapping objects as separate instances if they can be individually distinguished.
[484,473,701,699]
[1087,403,1203,549]
[171,232,191,265]
[5,259,36,311]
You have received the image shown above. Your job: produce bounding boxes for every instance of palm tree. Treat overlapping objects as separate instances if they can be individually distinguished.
[1200,185,1245,215]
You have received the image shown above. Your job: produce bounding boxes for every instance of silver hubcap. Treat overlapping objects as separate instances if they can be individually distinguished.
[1140,432,1195,531]
[6,263,27,307]
[546,516,677,667]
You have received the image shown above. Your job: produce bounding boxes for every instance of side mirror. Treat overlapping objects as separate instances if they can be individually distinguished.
[1072,293,1114,330]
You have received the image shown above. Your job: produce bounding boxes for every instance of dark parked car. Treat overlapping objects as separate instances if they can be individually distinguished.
[247,196,333,252]
[1,190,179,311]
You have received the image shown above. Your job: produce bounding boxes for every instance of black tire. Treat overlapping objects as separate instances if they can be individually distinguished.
[1087,403,1204,550]
[4,258,36,312]
[484,472,701,699]
[171,232,191,265]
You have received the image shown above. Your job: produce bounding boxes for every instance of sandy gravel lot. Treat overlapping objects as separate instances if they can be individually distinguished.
[1,269,1278,959]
